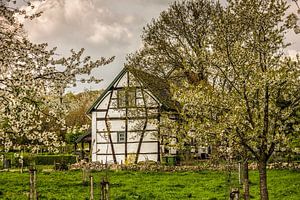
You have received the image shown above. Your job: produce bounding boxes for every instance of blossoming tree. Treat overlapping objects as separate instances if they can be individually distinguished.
[127,0,300,199]
[0,0,114,152]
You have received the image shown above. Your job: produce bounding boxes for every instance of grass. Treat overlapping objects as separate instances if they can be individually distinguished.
[0,169,299,199]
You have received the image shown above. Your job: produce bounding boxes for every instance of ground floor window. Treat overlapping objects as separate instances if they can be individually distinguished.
[117,132,126,143]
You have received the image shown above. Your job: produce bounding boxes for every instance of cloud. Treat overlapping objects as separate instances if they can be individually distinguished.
[21,0,175,92]
[24,0,133,47]
[23,0,176,54]
[87,22,133,45]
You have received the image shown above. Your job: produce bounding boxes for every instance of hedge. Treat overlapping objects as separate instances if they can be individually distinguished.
[1,154,77,167]
[33,155,77,165]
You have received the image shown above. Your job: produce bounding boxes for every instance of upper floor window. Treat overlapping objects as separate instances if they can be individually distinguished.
[117,89,136,108]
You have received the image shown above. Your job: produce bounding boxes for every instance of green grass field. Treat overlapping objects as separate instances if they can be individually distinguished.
[0,169,299,199]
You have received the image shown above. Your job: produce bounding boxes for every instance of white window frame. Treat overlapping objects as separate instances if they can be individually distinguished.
[117,132,126,143]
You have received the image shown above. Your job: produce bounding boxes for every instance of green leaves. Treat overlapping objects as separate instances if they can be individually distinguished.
[174,0,300,161]
[127,0,300,163]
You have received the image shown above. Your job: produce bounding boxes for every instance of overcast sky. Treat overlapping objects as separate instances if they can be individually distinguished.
[22,0,176,92]
[23,0,300,93]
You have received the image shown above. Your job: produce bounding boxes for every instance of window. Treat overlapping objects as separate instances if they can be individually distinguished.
[127,90,136,107]
[117,89,136,108]
[118,90,126,108]
[117,132,126,143]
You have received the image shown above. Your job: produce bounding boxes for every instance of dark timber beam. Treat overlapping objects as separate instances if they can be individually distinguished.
[157,111,161,163]
[105,91,117,164]
[97,152,158,156]
[135,86,149,164]
[96,115,158,121]
[94,107,159,112]
[96,129,158,134]
[125,71,129,162]
[97,141,159,145]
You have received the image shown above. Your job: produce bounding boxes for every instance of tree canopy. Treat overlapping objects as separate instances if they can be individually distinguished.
[126,0,300,199]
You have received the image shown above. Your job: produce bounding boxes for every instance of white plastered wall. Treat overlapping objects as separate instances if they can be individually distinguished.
[91,70,160,164]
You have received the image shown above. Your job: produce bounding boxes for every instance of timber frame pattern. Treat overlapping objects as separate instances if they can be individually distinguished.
[88,67,177,164]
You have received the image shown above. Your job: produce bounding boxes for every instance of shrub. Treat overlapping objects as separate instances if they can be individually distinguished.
[65,127,86,144]
[54,162,69,171]
[17,154,77,166]
[1,153,78,168]
[34,155,77,165]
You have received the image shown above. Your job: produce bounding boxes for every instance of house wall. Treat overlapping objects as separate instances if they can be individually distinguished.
[91,70,161,164]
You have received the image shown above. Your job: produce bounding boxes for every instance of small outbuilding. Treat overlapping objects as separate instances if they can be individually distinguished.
[74,131,92,160]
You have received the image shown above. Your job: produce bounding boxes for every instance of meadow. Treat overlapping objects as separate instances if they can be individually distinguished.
[0,169,299,200]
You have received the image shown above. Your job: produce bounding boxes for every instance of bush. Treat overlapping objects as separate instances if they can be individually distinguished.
[20,154,76,166]
[65,127,85,144]
[1,153,77,167]
[291,154,300,162]
[54,162,69,171]
[34,155,77,165]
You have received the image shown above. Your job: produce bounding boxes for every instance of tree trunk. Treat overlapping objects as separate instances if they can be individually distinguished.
[258,160,269,200]
[243,160,250,200]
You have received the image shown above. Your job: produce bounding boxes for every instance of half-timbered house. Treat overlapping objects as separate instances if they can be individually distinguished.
[87,67,178,164]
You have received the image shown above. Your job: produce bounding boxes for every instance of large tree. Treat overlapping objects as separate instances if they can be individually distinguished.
[127,0,300,199]
[0,0,114,152]
[195,1,300,199]
[63,90,101,144]
[126,0,215,84]
[64,90,102,129]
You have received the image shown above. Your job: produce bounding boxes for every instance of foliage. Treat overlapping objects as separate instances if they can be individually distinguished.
[126,0,215,84]
[127,0,300,199]
[53,162,69,171]
[64,90,101,129]
[174,0,300,174]
[0,0,114,151]
[0,170,299,199]
[65,127,84,144]
[0,153,77,167]
[63,90,102,143]
[33,154,76,166]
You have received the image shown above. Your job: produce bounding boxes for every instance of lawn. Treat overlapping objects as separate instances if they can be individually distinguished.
[0,169,299,199]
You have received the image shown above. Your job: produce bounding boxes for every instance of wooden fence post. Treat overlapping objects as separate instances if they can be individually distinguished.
[230,188,239,200]
[90,176,94,200]
[29,169,37,200]
[238,162,242,185]
[82,167,89,186]
[29,169,33,199]
[33,170,37,199]
[100,177,110,200]
[20,159,23,173]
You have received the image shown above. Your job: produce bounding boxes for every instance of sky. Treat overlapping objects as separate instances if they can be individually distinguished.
[22,0,176,93]
[22,0,300,93]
